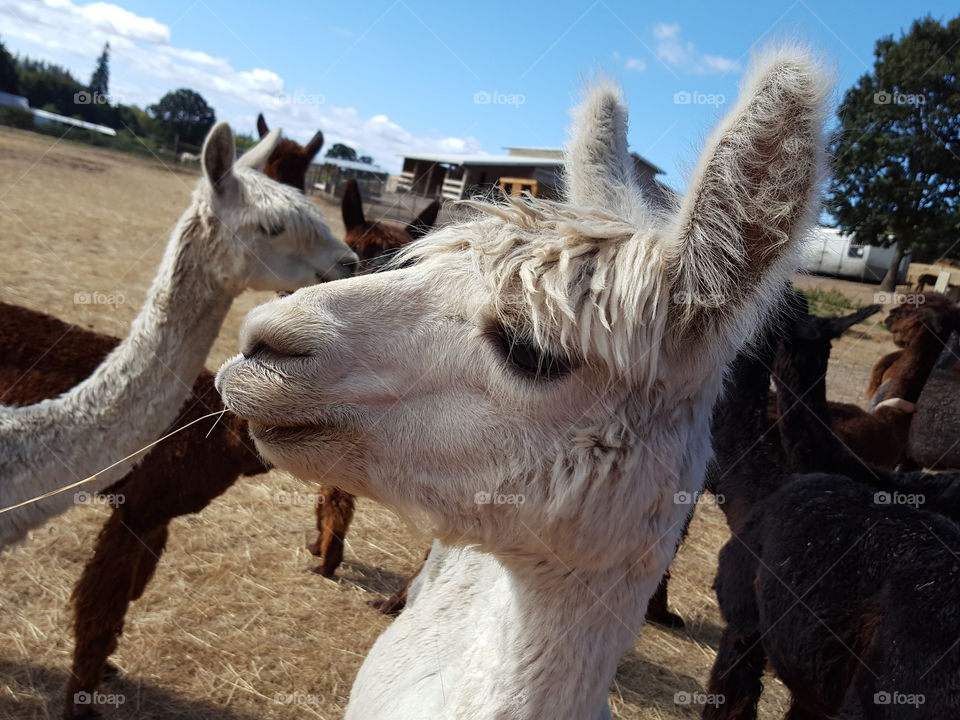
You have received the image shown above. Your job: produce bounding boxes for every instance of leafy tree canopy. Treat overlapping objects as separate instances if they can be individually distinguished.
[148,88,216,146]
[326,142,357,161]
[827,15,960,287]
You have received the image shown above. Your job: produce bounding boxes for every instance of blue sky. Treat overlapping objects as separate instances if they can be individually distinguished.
[2,0,957,180]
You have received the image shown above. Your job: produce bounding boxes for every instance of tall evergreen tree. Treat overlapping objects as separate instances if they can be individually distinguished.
[89,42,109,100]
[0,38,18,95]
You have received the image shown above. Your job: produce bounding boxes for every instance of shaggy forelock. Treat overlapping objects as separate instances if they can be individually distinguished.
[398,195,669,383]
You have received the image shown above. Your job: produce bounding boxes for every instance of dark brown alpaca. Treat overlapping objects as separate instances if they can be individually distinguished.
[340,178,440,267]
[307,179,439,581]
[0,303,268,720]
[256,113,325,192]
[914,271,938,293]
[704,293,960,720]
[651,298,884,628]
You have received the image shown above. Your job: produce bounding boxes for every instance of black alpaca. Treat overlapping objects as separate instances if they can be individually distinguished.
[704,293,960,720]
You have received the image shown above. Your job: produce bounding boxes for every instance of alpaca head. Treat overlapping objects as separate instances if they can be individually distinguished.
[218,48,830,570]
[782,290,882,378]
[256,113,325,193]
[341,179,441,268]
[192,122,357,293]
[886,293,960,347]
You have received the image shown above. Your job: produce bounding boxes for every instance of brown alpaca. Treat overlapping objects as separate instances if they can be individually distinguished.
[829,295,960,469]
[866,293,958,398]
[256,113,325,192]
[0,303,268,720]
[307,179,439,580]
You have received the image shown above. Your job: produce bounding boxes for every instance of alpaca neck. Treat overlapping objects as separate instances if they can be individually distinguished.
[348,542,651,720]
[881,330,944,404]
[773,338,862,476]
[0,207,234,545]
[707,343,779,530]
[65,216,233,424]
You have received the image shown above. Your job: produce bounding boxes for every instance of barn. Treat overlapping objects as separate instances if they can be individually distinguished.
[396,145,673,204]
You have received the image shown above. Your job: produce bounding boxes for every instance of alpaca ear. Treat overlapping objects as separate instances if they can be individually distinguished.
[256,113,269,139]
[303,130,324,162]
[407,200,440,239]
[827,304,882,339]
[236,127,282,171]
[564,82,635,210]
[202,122,237,193]
[341,179,365,230]
[668,48,830,334]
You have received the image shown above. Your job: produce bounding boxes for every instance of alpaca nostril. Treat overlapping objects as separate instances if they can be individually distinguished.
[242,340,272,360]
[242,338,310,361]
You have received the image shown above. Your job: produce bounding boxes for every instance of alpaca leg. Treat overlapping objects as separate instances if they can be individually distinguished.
[702,627,766,720]
[370,553,429,616]
[308,487,356,577]
[65,518,167,720]
[646,509,692,627]
[644,570,685,628]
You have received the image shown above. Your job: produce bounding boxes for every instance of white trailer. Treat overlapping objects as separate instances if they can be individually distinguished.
[801,226,910,284]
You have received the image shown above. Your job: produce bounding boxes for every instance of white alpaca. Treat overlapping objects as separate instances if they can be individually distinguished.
[0,122,357,548]
[217,47,830,720]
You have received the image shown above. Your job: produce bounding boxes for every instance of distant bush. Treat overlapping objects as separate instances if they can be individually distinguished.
[0,105,33,129]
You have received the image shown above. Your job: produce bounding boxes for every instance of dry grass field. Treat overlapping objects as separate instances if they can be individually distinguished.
[0,126,900,719]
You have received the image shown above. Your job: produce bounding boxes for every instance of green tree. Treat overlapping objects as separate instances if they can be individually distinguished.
[16,56,86,116]
[0,38,19,94]
[89,42,109,101]
[234,132,256,152]
[148,88,216,146]
[326,142,357,161]
[358,155,373,165]
[827,15,960,291]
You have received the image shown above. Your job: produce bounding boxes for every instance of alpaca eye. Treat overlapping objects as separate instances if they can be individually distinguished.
[488,323,571,381]
[259,223,284,237]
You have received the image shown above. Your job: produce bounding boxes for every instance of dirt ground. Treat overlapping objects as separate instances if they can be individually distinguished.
[0,127,901,719]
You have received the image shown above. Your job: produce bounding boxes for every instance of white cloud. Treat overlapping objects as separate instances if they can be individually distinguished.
[0,0,482,172]
[653,22,740,75]
[625,57,647,72]
[79,2,168,44]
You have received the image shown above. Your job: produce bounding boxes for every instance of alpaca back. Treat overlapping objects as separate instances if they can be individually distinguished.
[0,303,268,500]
